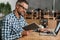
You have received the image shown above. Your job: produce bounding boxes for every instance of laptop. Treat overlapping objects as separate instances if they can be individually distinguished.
[23,23,39,31]
[39,23,60,36]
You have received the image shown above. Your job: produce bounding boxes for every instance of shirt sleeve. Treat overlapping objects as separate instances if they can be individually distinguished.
[2,17,23,40]
[24,19,28,26]
[23,18,28,27]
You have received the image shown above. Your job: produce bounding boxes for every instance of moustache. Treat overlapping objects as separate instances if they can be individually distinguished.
[18,12,24,17]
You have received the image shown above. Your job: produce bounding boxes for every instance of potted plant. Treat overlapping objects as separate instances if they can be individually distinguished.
[0,2,11,16]
[0,3,5,13]
[4,2,11,15]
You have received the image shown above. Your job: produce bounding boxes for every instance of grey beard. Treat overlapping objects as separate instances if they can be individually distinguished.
[17,12,24,17]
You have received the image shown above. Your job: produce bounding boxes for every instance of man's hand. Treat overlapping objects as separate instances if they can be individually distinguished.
[38,28,50,32]
[21,30,33,36]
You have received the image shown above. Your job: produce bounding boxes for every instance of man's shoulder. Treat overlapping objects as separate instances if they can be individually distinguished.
[4,13,14,19]
[20,16,25,20]
[6,13,13,17]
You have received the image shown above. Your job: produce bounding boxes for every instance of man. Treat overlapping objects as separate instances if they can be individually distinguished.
[2,0,31,40]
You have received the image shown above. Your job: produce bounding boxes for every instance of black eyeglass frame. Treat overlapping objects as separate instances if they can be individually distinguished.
[18,5,28,10]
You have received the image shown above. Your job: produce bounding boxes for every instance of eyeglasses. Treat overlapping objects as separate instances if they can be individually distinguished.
[18,5,28,10]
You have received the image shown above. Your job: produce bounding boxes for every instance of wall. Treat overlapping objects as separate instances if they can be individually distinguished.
[55,0,60,11]
[27,0,60,11]
[0,0,60,11]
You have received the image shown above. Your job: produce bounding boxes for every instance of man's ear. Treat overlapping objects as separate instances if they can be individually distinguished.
[17,6,19,9]
[16,5,19,9]
[16,4,19,9]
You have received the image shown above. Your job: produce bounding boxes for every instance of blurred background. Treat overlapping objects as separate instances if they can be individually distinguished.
[0,0,60,39]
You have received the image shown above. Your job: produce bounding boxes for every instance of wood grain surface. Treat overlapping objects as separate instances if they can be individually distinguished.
[18,31,60,40]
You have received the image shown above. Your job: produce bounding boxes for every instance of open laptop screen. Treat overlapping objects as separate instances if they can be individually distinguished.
[54,23,60,35]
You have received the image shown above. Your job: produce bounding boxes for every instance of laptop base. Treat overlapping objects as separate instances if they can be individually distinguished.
[39,32,56,36]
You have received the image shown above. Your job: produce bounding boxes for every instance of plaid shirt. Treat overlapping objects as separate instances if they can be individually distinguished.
[2,12,28,40]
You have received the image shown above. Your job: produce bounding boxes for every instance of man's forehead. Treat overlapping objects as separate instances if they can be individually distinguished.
[21,2,28,9]
[17,2,28,9]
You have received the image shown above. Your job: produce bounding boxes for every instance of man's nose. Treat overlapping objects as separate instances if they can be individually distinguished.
[23,10,26,13]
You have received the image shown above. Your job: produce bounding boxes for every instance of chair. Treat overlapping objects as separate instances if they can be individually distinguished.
[0,19,3,40]
[40,18,48,28]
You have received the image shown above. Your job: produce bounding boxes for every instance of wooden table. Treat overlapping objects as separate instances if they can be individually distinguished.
[48,19,57,28]
[18,31,60,40]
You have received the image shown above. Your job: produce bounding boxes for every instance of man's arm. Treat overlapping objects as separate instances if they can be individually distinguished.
[21,18,28,27]
[2,18,23,40]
